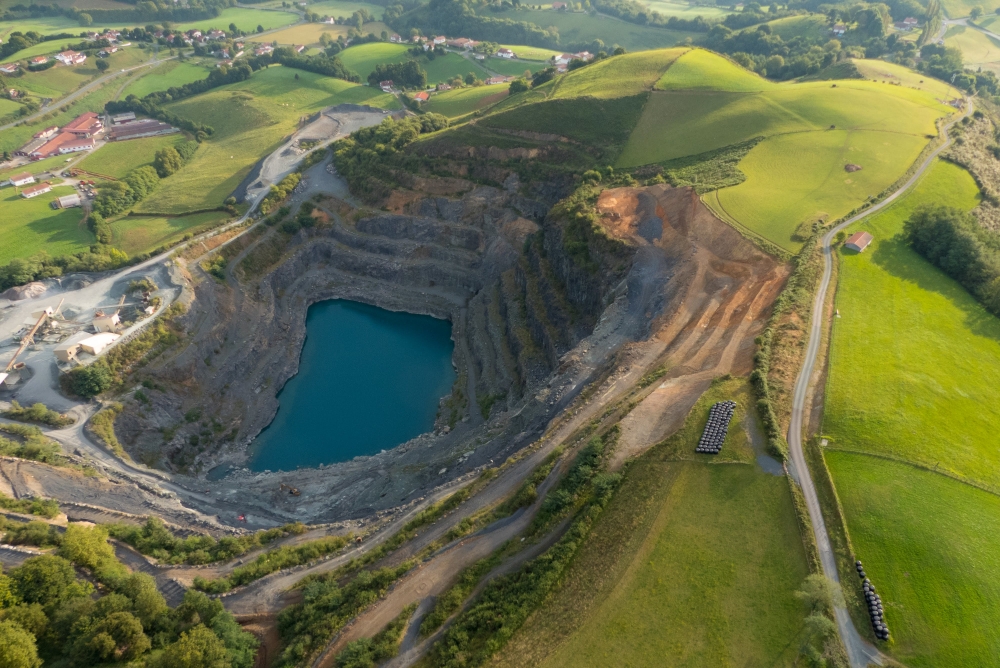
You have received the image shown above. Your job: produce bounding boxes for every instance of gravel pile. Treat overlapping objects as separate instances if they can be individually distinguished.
[696,401,736,454]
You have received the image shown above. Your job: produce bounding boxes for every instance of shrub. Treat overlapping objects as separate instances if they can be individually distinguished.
[2,401,73,427]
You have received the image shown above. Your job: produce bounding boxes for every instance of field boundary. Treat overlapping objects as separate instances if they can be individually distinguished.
[702,190,793,260]
[124,208,230,218]
[823,446,1000,497]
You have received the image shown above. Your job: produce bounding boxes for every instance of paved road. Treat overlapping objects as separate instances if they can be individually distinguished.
[787,99,971,668]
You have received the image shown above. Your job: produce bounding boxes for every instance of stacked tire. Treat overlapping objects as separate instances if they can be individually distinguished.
[856,560,890,641]
[696,401,736,455]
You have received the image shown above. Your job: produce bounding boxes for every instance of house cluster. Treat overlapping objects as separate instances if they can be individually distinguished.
[552,50,593,71]
[485,75,515,85]
[14,112,101,160]
[107,111,179,141]
[153,28,228,48]
[55,50,87,65]
[254,44,274,56]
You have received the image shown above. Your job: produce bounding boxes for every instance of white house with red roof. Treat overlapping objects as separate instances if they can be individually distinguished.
[496,47,515,58]
[55,51,86,65]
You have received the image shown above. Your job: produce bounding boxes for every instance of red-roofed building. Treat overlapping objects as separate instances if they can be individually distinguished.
[21,183,52,198]
[380,80,394,92]
[30,56,49,65]
[413,91,430,102]
[844,231,873,252]
[8,172,35,187]
[64,112,102,137]
[33,126,59,139]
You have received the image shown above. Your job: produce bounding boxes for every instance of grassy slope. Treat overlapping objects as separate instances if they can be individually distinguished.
[337,43,489,84]
[119,61,211,99]
[552,47,686,98]
[490,378,807,668]
[618,49,953,251]
[765,14,831,41]
[172,7,299,33]
[111,211,230,256]
[823,158,1000,488]
[826,452,1000,668]
[944,24,1000,72]
[639,0,730,19]
[492,7,704,51]
[0,185,91,264]
[140,65,397,213]
[852,58,962,98]
[259,21,388,47]
[76,134,187,179]
[498,45,562,61]
[480,58,546,77]
[306,0,385,19]
[16,47,149,98]
[423,85,509,118]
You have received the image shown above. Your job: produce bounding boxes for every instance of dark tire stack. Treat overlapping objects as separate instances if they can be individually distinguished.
[856,560,890,641]
[696,401,736,455]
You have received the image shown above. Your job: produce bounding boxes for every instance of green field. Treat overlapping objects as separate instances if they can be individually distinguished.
[499,44,562,61]
[493,7,705,51]
[552,47,686,98]
[141,65,397,213]
[173,7,299,33]
[616,49,953,250]
[337,42,490,84]
[306,0,385,18]
[492,379,808,668]
[423,85,509,117]
[639,0,731,19]
[944,24,1000,70]
[15,47,151,98]
[481,58,545,77]
[0,97,21,117]
[120,61,211,100]
[111,211,230,256]
[0,184,91,264]
[826,452,1000,668]
[0,155,68,180]
[258,21,388,47]
[852,58,962,98]
[822,158,1000,490]
[76,134,188,179]
[765,14,831,41]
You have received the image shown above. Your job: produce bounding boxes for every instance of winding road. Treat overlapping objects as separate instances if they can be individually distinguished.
[786,99,972,668]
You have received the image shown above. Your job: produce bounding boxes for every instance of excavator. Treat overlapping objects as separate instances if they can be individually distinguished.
[2,298,64,378]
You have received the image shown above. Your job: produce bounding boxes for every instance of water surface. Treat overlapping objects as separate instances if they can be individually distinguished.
[248,300,455,471]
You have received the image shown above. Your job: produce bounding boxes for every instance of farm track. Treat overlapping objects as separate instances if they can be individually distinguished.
[787,98,972,668]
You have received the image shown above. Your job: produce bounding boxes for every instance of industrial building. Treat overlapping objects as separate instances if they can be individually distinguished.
[108,118,179,141]
[79,332,119,356]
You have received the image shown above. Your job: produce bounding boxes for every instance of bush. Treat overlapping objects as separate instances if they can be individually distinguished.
[66,364,112,398]
[2,401,73,427]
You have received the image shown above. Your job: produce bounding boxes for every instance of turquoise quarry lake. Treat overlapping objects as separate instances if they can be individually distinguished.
[247,300,455,472]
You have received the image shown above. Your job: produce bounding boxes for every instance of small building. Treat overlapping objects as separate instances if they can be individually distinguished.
[474,53,485,60]
[21,183,52,198]
[294,44,306,53]
[30,56,49,65]
[254,44,274,56]
[412,91,430,102]
[496,47,515,58]
[92,310,122,333]
[98,46,119,56]
[79,332,119,356]
[390,33,403,43]
[217,59,233,68]
[379,79,394,92]
[208,29,226,40]
[832,23,847,36]
[9,172,35,187]
[54,332,91,363]
[437,83,452,91]
[485,76,514,85]
[844,231,873,252]
[0,63,19,74]
[58,137,95,155]
[55,193,82,208]
[447,37,473,49]
[111,111,136,124]
[55,50,86,65]
[432,35,447,45]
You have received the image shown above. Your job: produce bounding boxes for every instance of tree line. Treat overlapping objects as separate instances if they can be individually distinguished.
[905,205,1000,317]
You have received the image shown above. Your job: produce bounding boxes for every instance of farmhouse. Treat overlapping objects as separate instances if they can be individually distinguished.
[8,172,35,187]
[437,83,452,91]
[390,33,403,43]
[98,46,119,56]
[30,56,48,65]
[21,183,52,198]
[412,91,430,102]
[55,193,82,208]
[64,112,102,137]
[496,47,515,58]
[432,35,447,45]
[208,29,226,40]
[55,51,86,65]
[832,23,847,36]
[380,79,394,92]
[294,44,306,53]
[447,37,477,49]
[217,59,233,67]
[0,63,19,74]
[254,44,274,56]
[108,118,179,141]
[485,76,514,85]
[845,231,873,252]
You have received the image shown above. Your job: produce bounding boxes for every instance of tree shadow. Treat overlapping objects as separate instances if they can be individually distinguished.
[866,233,1000,343]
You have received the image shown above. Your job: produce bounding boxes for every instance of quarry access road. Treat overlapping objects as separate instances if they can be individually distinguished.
[787,99,971,668]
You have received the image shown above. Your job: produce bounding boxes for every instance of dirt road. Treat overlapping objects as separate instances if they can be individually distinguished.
[787,100,971,668]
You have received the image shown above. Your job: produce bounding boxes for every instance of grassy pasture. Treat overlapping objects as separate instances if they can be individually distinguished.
[337,41,410,78]
[76,134,187,179]
[492,7,705,51]
[0,38,80,64]
[713,130,929,250]
[852,58,962,98]
[173,7,299,33]
[826,452,1000,668]
[499,44,562,61]
[111,211,230,256]
[656,48,772,91]
[141,65,396,213]
[491,380,807,668]
[422,53,491,85]
[482,58,546,77]
[304,0,385,19]
[0,184,91,264]
[639,0,730,19]
[551,47,686,98]
[822,158,1000,489]
[938,0,984,18]
[423,85,509,117]
[0,97,21,117]
[258,21,390,47]
[765,14,831,41]
[15,46,150,98]
[119,61,211,100]
[944,24,1000,71]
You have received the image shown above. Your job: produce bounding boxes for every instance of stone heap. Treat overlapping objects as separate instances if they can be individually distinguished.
[696,401,736,454]
[856,560,890,641]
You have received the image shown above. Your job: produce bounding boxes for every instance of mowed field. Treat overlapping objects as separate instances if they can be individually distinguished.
[494,7,705,51]
[616,49,954,250]
[336,42,490,84]
[851,58,962,98]
[944,24,1000,72]
[423,85,509,118]
[119,61,212,100]
[0,184,91,264]
[172,7,299,33]
[822,159,1000,666]
[257,21,388,47]
[76,134,188,179]
[110,211,230,256]
[140,65,397,213]
[491,379,808,668]
[826,452,1000,668]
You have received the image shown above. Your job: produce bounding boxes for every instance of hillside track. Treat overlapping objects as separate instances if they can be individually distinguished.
[787,99,972,668]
